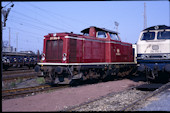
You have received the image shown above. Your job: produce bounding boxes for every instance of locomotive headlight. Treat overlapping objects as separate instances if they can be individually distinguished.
[53,33,57,37]
[168,54,170,59]
[63,53,67,61]
[41,53,45,61]
[141,55,145,59]
[63,57,66,61]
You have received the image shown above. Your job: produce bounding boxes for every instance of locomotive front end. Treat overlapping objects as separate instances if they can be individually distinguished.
[36,33,75,84]
[137,25,170,82]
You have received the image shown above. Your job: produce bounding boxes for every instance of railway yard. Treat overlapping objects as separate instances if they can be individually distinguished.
[2,1,169,112]
[2,68,170,111]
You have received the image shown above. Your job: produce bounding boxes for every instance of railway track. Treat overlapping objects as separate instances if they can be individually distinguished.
[63,82,170,111]
[2,69,43,91]
[2,68,42,81]
[3,66,33,72]
[2,74,144,100]
[121,82,170,111]
[2,69,35,75]
[2,72,40,81]
[2,84,69,100]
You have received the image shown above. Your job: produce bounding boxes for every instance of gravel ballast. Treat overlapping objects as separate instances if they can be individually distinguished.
[2,79,144,111]
[70,89,150,111]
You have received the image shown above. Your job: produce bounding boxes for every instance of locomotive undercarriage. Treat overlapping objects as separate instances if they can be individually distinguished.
[138,63,170,83]
[37,64,136,86]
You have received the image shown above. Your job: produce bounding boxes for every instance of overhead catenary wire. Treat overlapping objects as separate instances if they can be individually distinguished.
[27,2,90,28]
[8,14,59,34]
[16,2,73,30]
[2,31,43,53]
[3,27,43,44]
[11,10,69,31]
[9,17,55,32]
[3,22,44,39]
[8,16,63,36]
[2,25,44,46]
[2,2,91,53]
[5,2,90,38]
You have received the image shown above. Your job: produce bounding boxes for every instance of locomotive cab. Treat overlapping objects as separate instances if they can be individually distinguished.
[137,25,170,82]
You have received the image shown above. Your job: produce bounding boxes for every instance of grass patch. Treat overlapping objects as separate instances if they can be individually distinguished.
[36,77,45,84]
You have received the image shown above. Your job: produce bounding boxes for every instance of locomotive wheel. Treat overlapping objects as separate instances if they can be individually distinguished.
[155,72,169,83]
[69,79,82,86]
[102,69,116,82]
[146,70,169,83]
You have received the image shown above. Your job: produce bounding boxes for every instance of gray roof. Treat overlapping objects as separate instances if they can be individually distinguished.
[143,25,170,31]
[81,26,118,34]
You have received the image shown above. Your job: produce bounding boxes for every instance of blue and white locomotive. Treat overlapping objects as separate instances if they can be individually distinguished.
[137,25,170,82]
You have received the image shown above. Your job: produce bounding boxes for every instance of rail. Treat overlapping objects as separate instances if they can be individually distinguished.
[2,84,69,99]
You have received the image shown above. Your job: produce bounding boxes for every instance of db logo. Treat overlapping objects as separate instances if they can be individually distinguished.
[116,49,121,55]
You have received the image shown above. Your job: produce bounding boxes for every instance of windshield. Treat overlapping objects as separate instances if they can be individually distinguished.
[109,33,120,41]
[157,31,170,39]
[97,31,107,38]
[141,32,155,40]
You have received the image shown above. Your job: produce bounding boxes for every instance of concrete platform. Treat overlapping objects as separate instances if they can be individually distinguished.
[139,87,170,111]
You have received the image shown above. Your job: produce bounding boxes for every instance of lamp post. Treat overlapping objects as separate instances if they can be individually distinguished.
[114,21,119,33]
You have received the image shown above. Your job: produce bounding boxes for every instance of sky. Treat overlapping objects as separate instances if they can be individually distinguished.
[1,1,170,54]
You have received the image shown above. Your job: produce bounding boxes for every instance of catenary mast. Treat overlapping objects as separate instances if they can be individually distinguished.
[144,2,147,29]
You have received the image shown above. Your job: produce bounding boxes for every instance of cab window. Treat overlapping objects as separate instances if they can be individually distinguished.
[157,31,170,39]
[110,33,120,41]
[141,32,155,40]
[97,31,107,38]
[84,33,89,36]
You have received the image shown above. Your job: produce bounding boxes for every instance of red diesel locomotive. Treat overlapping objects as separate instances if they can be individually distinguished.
[35,26,136,85]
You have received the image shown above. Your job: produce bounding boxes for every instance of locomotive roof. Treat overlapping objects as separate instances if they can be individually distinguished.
[143,25,170,31]
[81,26,118,34]
[2,51,36,56]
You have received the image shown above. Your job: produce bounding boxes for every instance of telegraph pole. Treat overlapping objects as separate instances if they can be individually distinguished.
[8,27,11,51]
[144,2,147,29]
[16,32,18,52]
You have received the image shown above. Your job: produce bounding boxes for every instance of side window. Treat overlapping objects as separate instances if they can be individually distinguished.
[110,33,120,41]
[157,31,170,39]
[97,31,107,38]
[84,33,89,36]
